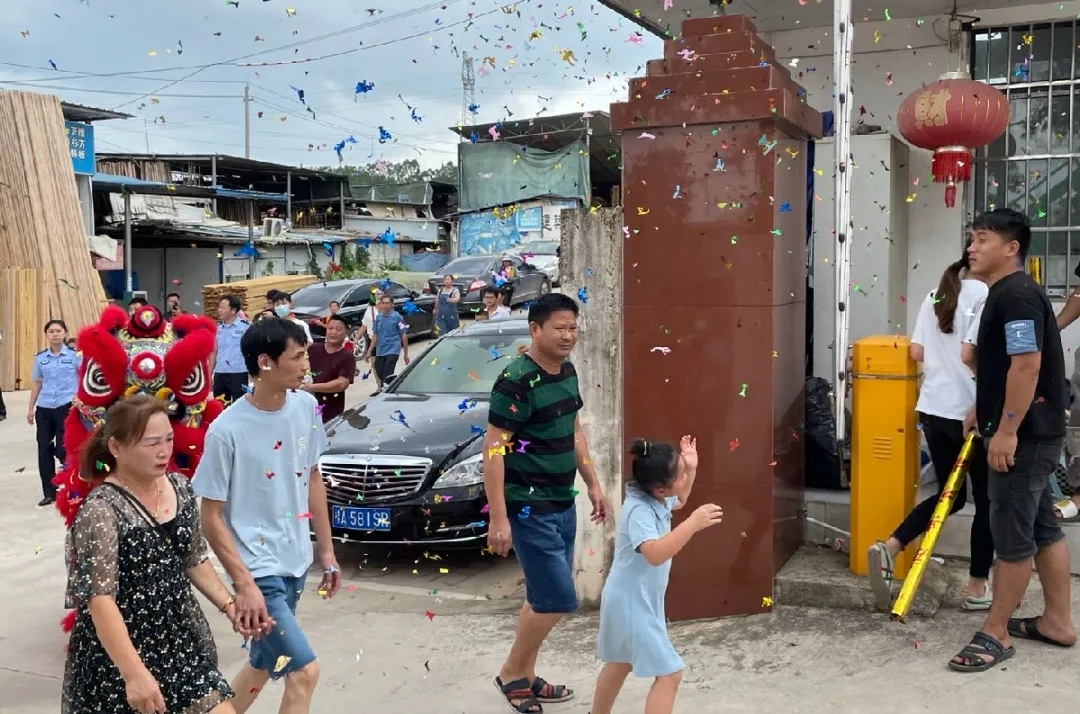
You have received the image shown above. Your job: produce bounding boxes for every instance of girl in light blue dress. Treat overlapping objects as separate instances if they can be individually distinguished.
[591,436,723,714]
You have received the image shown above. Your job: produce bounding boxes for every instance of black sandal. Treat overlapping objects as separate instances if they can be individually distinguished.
[494,676,543,713]
[532,677,574,703]
[947,631,1015,673]
[1007,617,1076,648]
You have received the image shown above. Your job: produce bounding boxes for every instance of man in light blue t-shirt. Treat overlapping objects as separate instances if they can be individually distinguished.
[363,293,410,395]
[193,317,340,712]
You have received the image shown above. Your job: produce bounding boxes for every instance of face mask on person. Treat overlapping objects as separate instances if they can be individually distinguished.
[273,304,290,318]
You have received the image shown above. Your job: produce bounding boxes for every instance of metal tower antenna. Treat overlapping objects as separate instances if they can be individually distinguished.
[460,52,475,140]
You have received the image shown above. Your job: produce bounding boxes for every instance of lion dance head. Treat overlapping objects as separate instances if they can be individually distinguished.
[54,304,223,631]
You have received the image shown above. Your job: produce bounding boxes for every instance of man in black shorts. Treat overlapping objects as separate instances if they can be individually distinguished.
[950,208,1076,672]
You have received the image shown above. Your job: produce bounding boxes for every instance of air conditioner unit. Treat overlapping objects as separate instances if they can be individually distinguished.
[262,217,285,238]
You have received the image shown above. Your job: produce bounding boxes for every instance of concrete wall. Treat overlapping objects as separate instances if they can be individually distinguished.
[342,214,439,244]
[561,207,623,606]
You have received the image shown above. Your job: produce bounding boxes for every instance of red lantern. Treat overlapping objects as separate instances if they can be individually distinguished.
[897,71,1009,208]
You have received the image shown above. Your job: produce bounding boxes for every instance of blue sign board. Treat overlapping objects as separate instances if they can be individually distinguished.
[65,121,95,175]
[459,210,521,255]
[516,206,543,232]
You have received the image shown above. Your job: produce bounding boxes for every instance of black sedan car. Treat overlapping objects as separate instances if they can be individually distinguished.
[320,318,531,546]
[424,254,551,315]
[289,278,436,358]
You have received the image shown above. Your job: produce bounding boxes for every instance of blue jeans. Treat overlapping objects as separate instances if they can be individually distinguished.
[508,505,578,614]
[248,576,316,679]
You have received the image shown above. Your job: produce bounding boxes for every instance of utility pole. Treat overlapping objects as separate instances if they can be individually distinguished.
[460,53,474,139]
[244,82,254,278]
[243,83,251,158]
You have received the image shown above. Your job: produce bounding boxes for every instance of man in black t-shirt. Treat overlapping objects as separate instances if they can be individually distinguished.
[949,208,1076,673]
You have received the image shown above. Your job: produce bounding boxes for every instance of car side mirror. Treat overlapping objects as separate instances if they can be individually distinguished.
[410,290,419,299]
[384,374,397,384]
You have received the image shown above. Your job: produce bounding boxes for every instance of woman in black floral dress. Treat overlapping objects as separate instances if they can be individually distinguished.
[63,395,257,714]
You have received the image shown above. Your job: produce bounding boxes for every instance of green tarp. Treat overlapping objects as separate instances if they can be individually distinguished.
[348,180,433,206]
[458,140,589,212]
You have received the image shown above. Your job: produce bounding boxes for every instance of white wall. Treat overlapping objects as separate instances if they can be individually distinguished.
[768,2,1080,371]
[766,15,961,338]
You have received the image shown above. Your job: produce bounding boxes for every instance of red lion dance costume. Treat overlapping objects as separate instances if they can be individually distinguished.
[53,304,224,632]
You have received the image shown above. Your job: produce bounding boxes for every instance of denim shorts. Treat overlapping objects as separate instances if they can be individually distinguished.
[248,575,317,679]
[509,505,578,614]
[987,438,1066,563]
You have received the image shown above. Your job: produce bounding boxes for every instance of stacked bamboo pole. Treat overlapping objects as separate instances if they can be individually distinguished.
[200,275,319,318]
[0,91,109,345]
[0,268,48,391]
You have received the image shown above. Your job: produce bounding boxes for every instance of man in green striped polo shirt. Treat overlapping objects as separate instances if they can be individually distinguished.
[485,292,611,713]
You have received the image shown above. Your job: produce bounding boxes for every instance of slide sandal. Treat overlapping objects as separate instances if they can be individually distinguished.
[866,542,894,611]
[1054,499,1080,521]
[947,632,1015,673]
[961,585,993,611]
[1007,617,1076,648]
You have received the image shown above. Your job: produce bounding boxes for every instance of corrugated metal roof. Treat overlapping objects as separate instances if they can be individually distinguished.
[92,173,288,202]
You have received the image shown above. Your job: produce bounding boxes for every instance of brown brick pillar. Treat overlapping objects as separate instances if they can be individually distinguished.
[610,15,823,621]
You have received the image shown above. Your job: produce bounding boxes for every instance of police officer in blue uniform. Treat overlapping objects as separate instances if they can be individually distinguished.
[27,319,79,506]
[211,293,250,404]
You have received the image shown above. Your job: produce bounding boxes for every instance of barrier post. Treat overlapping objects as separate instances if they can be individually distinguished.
[849,335,920,578]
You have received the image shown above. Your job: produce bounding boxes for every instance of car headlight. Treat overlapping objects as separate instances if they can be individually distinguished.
[433,453,483,489]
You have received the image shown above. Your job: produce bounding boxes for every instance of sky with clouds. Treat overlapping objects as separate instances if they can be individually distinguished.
[0,0,663,169]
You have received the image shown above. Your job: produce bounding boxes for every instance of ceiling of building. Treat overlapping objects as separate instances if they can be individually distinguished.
[599,0,1022,37]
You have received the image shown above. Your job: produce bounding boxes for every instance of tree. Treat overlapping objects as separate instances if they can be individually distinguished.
[316,159,457,185]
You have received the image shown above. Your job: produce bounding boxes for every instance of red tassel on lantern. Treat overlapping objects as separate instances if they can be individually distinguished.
[897,72,1009,208]
[931,148,972,208]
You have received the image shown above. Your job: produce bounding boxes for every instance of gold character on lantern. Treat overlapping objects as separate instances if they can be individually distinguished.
[913,88,951,129]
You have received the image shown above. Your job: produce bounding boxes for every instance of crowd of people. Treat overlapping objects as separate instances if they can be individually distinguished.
[11,209,1080,712]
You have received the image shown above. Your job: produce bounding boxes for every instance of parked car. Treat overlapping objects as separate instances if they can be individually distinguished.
[320,318,532,546]
[424,254,551,315]
[514,240,560,285]
[289,278,436,359]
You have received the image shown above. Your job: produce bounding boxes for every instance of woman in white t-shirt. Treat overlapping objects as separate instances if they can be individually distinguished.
[867,248,994,612]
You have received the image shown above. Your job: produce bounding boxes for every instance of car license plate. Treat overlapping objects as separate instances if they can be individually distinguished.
[331,506,391,532]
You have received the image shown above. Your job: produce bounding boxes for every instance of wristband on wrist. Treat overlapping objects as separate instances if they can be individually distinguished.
[219,594,236,613]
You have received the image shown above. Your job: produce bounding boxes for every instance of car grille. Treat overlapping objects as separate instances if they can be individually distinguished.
[319,454,432,506]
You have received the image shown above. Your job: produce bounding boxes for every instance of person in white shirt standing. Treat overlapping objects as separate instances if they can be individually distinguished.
[193,317,340,714]
[478,286,511,322]
[867,248,994,612]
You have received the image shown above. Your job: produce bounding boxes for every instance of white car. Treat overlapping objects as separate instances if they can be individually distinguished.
[513,240,560,285]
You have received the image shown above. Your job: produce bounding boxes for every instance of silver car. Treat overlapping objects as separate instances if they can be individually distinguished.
[513,240,560,285]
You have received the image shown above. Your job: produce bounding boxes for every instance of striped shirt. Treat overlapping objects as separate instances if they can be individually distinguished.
[488,353,583,513]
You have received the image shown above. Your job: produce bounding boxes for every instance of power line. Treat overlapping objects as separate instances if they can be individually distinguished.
[107,0,478,110]
[0,81,242,99]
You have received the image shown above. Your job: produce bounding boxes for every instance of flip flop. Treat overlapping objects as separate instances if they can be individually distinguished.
[1007,617,1076,648]
[948,631,1015,673]
[866,542,894,611]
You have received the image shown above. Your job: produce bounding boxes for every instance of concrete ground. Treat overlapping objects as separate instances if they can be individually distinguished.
[4,329,1080,713]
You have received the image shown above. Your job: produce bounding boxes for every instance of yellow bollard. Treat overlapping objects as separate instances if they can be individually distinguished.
[891,433,977,622]
[849,335,920,579]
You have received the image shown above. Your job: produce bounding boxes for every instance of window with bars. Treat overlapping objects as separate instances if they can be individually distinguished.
[972,22,1080,297]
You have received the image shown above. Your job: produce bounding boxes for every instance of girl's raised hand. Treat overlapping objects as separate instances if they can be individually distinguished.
[679,435,698,470]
